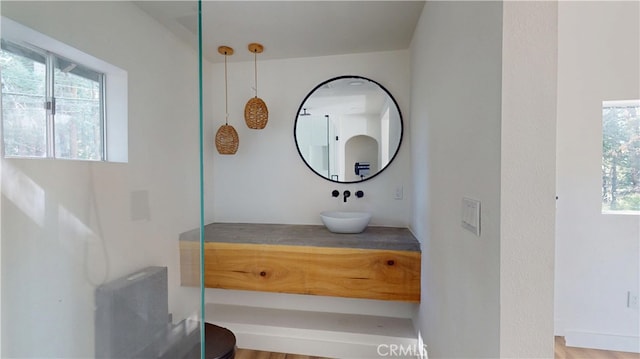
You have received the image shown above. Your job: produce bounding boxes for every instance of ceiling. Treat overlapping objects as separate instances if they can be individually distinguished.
[134,1,425,63]
[302,77,388,117]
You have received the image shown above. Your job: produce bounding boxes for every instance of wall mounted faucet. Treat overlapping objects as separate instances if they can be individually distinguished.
[331,189,364,202]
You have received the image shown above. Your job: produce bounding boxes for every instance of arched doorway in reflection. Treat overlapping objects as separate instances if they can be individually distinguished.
[344,135,378,182]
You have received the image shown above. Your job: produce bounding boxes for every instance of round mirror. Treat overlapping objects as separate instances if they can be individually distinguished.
[294,76,403,183]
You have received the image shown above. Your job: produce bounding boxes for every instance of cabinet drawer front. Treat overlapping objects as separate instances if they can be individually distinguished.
[180,242,420,302]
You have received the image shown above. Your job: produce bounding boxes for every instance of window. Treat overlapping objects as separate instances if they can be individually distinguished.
[1,17,128,162]
[1,40,104,160]
[602,100,640,213]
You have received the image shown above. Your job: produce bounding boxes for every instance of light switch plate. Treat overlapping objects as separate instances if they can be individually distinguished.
[394,185,404,200]
[461,197,481,236]
[131,190,150,221]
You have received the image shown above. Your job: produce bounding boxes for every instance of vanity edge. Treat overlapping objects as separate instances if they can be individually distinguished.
[178,222,420,252]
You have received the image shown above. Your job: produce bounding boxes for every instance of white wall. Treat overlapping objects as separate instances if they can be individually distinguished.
[410,2,503,357]
[203,50,416,320]
[1,2,205,357]
[556,2,640,352]
[411,2,557,358]
[208,50,412,227]
[500,2,557,357]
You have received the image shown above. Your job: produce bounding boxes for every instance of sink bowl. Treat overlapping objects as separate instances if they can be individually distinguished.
[320,211,372,234]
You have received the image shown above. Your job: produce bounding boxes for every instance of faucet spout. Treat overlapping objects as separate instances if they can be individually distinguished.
[343,190,351,203]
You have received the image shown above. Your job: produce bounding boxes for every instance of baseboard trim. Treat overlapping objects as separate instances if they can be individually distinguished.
[235,332,417,359]
[565,330,640,353]
[554,320,565,337]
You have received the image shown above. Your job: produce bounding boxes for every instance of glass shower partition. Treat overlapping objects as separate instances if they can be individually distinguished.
[0,1,207,357]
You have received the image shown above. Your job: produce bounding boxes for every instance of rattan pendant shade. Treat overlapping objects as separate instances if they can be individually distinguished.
[244,43,268,129]
[215,46,239,155]
[245,97,268,129]
[215,124,239,154]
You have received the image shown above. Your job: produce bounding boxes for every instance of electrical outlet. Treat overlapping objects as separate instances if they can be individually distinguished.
[628,291,639,309]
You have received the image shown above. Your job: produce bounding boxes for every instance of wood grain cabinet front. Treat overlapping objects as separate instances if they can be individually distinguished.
[180,241,420,302]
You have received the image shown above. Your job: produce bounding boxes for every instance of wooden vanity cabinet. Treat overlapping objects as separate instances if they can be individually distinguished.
[179,224,421,302]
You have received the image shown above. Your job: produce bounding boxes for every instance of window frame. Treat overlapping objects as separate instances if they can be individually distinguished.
[1,16,128,162]
[1,39,107,160]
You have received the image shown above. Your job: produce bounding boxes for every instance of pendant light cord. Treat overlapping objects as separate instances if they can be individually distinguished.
[224,52,229,125]
[254,50,258,98]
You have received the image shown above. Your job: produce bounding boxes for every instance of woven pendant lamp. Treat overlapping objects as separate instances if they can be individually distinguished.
[215,46,239,155]
[244,43,268,129]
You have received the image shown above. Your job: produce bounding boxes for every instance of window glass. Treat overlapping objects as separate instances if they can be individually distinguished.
[53,55,103,160]
[0,40,105,160]
[1,17,128,162]
[602,100,640,213]
[0,39,47,157]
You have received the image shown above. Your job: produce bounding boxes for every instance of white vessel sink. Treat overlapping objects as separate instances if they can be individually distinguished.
[320,211,372,234]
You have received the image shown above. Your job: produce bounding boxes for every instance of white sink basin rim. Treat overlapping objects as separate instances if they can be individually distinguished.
[320,211,372,234]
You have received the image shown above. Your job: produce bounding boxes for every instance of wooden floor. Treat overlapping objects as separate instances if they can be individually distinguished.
[235,338,639,359]
[555,337,639,359]
[235,349,330,359]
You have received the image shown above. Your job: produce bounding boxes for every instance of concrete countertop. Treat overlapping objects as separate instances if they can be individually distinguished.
[179,223,420,252]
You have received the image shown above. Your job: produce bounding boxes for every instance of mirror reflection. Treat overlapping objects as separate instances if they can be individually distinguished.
[294,76,403,183]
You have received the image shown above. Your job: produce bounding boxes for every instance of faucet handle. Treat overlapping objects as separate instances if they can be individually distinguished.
[331,190,340,197]
[355,190,364,198]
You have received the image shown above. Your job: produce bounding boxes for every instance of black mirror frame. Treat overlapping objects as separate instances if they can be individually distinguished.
[293,75,404,184]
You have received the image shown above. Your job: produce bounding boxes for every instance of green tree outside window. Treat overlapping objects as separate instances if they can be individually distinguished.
[602,101,640,212]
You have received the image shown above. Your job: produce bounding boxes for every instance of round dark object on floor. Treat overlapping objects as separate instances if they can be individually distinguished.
[185,323,236,359]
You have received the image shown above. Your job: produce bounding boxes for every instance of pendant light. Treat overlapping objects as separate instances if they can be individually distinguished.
[215,46,239,155]
[244,43,268,129]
